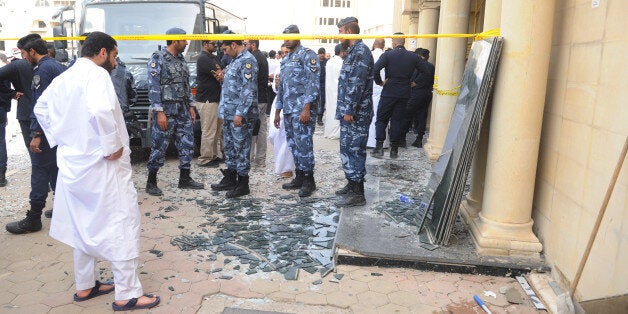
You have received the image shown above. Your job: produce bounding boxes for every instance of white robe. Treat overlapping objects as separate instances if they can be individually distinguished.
[368,48,390,148]
[34,58,140,262]
[267,66,295,175]
[324,55,342,139]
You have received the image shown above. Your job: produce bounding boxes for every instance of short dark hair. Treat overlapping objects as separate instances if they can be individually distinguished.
[318,47,325,54]
[17,34,41,49]
[249,40,259,47]
[268,50,276,58]
[22,39,48,55]
[345,22,360,34]
[81,32,117,57]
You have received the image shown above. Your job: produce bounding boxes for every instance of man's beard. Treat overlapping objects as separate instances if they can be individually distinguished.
[101,56,114,74]
[340,39,350,51]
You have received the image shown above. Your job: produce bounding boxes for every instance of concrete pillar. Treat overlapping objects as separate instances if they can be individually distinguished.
[408,13,420,50]
[417,0,440,64]
[460,0,501,223]
[424,0,471,160]
[467,0,556,256]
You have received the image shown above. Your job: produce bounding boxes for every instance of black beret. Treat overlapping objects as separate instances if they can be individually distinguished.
[17,34,42,49]
[337,17,358,28]
[283,24,300,34]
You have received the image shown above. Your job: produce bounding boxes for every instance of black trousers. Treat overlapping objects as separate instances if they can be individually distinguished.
[403,91,433,139]
[375,96,408,145]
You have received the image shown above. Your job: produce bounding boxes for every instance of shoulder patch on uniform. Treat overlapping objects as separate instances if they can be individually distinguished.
[245,63,252,69]
[150,62,156,68]
[310,58,317,65]
[244,73,252,79]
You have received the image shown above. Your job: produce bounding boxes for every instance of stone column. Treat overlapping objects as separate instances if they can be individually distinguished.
[468,0,555,256]
[460,0,501,223]
[424,0,471,160]
[417,0,440,64]
[408,13,420,50]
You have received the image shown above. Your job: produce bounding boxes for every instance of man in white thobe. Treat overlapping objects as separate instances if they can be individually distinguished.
[367,38,389,148]
[34,32,159,311]
[323,44,343,139]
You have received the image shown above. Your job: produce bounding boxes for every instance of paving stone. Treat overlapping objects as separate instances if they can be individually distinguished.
[356,290,389,308]
[367,279,398,294]
[338,278,370,294]
[9,290,48,307]
[396,278,421,292]
[190,279,221,296]
[456,279,486,293]
[8,279,44,295]
[349,269,379,282]
[377,303,412,313]
[295,291,327,306]
[417,290,451,308]
[427,279,458,294]
[326,290,358,309]
[250,280,280,294]
[388,290,424,308]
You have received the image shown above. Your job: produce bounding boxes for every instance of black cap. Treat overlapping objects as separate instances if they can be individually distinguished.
[17,34,42,49]
[220,29,241,46]
[337,17,358,28]
[165,27,186,35]
[283,24,300,34]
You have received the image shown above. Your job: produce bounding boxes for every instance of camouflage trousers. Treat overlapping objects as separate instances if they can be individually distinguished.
[284,112,315,172]
[340,117,370,182]
[147,104,195,172]
[223,119,254,176]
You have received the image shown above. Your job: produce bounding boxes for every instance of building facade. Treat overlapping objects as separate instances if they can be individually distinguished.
[395,0,627,303]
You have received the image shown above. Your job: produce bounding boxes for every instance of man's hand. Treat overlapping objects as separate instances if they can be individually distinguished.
[343,114,355,123]
[410,82,417,88]
[104,147,123,160]
[189,107,197,124]
[380,79,387,87]
[14,92,23,100]
[233,115,243,127]
[30,137,42,153]
[299,105,311,124]
[274,110,281,129]
[156,111,168,130]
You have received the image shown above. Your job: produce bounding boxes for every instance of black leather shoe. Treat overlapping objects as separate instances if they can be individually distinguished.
[44,209,53,218]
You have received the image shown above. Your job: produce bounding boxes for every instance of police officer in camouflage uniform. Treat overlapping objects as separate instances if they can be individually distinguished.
[210,32,258,198]
[145,27,203,196]
[334,17,374,207]
[273,25,320,197]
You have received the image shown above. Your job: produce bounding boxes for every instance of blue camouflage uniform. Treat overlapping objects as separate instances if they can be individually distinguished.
[219,49,258,176]
[146,47,195,172]
[275,44,320,172]
[336,39,374,182]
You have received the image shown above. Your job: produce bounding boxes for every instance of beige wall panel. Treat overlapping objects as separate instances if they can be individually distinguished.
[588,124,628,178]
[548,190,582,277]
[552,5,575,45]
[567,43,602,84]
[544,79,566,115]
[532,205,552,242]
[604,0,628,42]
[555,154,587,204]
[599,42,628,88]
[534,178,555,220]
[557,119,591,166]
[563,82,596,125]
[572,0,607,44]
[594,84,628,136]
[547,44,571,81]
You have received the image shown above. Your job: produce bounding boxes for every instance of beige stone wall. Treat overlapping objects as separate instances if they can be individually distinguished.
[533,0,628,301]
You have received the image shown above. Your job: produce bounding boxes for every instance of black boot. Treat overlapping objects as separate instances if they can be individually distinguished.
[44,209,53,218]
[371,141,384,158]
[390,145,399,159]
[336,180,366,207]
[178,169,204,189]
[6,209,42,234]
[316,115,324,126]
[145,171,163,196]
[226,175,250,198]
[335,180,351,196]
[411,137,422,148]
[299,171,316,197]
[282,169,303,190]
[0,167,6,187]
[211,169,237,191]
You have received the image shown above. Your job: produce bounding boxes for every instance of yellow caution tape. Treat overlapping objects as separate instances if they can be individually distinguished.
[0,28,500,42]
[435,85,461,96]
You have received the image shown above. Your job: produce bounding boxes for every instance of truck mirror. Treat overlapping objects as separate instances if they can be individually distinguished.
[53,26,67,49]
[214,25,228,34]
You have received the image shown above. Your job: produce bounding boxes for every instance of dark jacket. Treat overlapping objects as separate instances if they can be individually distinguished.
[0,59,33,120]
[373,46,425,98]
[195,51,222,103]
[411,59,435,96]
[251,49,268,104]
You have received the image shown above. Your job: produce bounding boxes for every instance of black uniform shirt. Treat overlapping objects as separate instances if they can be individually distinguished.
[0,59,33,121]
[411,59,435,94]
[373,46,424,98]
[195,51,222,103]
[251,49,268,104]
